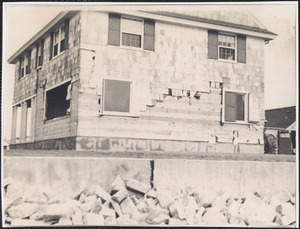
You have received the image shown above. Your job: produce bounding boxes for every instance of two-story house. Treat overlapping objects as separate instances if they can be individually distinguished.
[8,10,276,153]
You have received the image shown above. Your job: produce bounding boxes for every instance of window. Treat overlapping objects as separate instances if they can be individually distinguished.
[19,57,25,79]
[45,82,70,120]
[50,19,69,60]
[19,51,31,79]
[218,34,236,61]
[36,40,44,68]
[102,79,132,114]
[208,30,246,63]
[15,104,22,142]
[25,51,31,75]
[108,14,155,51]
[223,90,248,123]
[25,100,32,140]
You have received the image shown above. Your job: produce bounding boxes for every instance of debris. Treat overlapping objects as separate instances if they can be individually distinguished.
[126,178,151,194]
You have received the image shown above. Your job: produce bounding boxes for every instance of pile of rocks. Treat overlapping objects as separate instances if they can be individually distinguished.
[4,176,296,226]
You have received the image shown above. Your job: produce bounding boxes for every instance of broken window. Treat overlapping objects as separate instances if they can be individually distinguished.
[103,79,131,113]
[224,91,248,123]
[45,82,70,120]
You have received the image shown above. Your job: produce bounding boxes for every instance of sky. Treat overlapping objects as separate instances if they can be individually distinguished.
[2,2,298,141]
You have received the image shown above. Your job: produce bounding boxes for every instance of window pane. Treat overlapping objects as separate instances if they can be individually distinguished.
[121,18,142,35]
[219,47,235,60]
[122,33,141,48]
[104,79,130,113]
[237,94,245,121]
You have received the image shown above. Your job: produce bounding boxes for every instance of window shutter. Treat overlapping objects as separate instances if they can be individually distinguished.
[108,14,120,46]
[64,19,70,51]
[35,44,39,69]
[224,92,237,122]
[27,51,31,74]
[208,30,218,59]
[144,20,155,51]
[40,40,44,66]
[49,32,54,60]
[19,57,22,79]
[237,35,246,63]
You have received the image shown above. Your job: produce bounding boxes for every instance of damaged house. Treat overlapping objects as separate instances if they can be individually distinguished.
[8,10,276,153]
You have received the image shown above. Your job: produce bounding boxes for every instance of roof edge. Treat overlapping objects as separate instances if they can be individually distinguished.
[7,11,79,64]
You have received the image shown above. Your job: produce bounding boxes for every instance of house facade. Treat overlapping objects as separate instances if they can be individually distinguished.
[8,10,276,153]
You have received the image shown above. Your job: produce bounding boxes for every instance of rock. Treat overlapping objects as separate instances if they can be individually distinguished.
[47,192,69,204]
[7,203,39,219]
[146,205,169,224]
[112,188,128,204]
[83,213,104,225]
[270,194,282,208]
[4,181,23,211]
[202,207,227,225]
[273,213,283,225]
[156,189,174,209]
[281,202,295,217]
[126,178,151,194]
[40,203,75,222]
[73,186,87,200]
[71,208,84,225]
[146,197,158,208]
[104,216,117,225]
[168,218,187,225]
[212,192,231,208]
[116,215,138,225]
[99,206,115,217]
[111,199,123,217]
[229,215,243,225]
[277,190,292,203]
[120,197,138,218]
[193,191,213,208]
[84,184,98,197]
[131,210,148,224]
[57,216,73,225]
[3,177,14,188]
[79,193,87,203]
[281,214,296,225]
[245,203,277,226]
[239,193,262,220]
[80,201,94,215]
[169,200,186,220]
[95,185,111,202]
[290,195,295,205]
[111,175,126,192]
[136,199,149,213]
[84,194,97,203]
[185,196,199,217]
[90,199,103,214]
[227,200,241,216]
[146,189,158,199]
[131,196,140,206]
[22,185,49,204]
[194,206,205,224]
[10,218,49,226]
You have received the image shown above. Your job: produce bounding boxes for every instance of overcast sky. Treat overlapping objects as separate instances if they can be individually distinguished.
[2,2,298,140]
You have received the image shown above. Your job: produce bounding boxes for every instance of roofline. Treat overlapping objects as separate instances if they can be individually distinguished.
[265,105,296,112]
[7,10,79,64]
[8,9,277,64]
[143,11,277,37]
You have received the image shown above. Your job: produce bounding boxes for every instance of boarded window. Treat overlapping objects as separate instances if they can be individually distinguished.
[208,30,218,59]
[103,79,131,113]
[45,82,70,120]
[108,14,121,46]
[224,91,247,122]
[144,20,155,51]
[237,35,246,63]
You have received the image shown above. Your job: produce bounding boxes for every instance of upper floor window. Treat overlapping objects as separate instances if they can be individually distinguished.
[49,19,69,60]
[208,30,246,63]
[19,51,31,79]
[108,14,155,51]
[223,90,249,123]
[36,40,44,68]
[218,34,236,61]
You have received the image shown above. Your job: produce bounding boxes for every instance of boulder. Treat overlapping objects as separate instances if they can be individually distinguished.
[146,197,158,208]
[95,185,111,202]
[83,213,104,225]
[10,218,49,226]
[90,199,103,214]
[146,205,169,224]
[273,213,283,225]
[111,175,126,192]
[99,206,115,217]
[120,197,138,218]
[281,214,296,225]
[169,200,186,220]
[145,189,158,199]
[4,181,23,211]
[57,216,73,225]
[84,194,97,203]
[227,200,241,216]
[131,210,148,224]
[168,218,187,225]
[40,203,75,222]
[3,177,14,188]
[156,190,174,209]
[202,207,227,225]
[136,199,149,213]
[71,208,84,225]
[277,190,292,203]
[116,215,138,225]
[104,216,117,225]
[7,203,39,219]
[110,199,123,217]
[22,185,49,204]
[112,188,128,204]
[126,178,151,194]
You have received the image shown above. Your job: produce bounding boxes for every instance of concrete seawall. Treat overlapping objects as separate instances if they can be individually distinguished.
[3,156,296,197]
